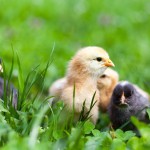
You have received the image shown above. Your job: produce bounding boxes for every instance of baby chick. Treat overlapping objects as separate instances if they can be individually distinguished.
[49,68,118,112]
[108,81,150,131]
[97,68,119,112]
[61,46,114,124]
[49,68,118,109]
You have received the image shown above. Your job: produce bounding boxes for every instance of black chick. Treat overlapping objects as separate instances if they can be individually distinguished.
[108,81,150,132]
[0,77,18,108]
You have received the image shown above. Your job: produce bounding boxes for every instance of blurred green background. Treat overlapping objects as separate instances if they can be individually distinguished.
[0,0,150,93]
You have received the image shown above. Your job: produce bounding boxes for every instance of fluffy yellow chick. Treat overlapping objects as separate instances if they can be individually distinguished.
[60,46,114,124]
[49,68,119,112]
[97,68,119,112]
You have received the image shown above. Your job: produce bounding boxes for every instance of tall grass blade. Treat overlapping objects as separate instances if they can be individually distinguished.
[28,104,49,148]
[16,52,24,94]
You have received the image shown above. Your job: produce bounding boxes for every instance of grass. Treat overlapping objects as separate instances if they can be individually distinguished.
[0,0,150,149]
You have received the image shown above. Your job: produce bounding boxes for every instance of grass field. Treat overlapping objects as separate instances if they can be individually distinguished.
[0,0,150,149]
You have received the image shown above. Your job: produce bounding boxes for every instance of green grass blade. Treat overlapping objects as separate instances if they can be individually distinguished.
[16,52,24,94]
[28,104,49,148]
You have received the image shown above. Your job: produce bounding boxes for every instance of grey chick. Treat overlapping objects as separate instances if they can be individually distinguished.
[108,81,150,132]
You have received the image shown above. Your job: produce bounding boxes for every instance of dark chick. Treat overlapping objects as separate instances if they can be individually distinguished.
[108,81,150,132]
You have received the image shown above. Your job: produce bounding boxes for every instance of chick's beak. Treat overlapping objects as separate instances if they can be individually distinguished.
[120,93,126,104]
[103,58,115,67]
[119,93,128,108]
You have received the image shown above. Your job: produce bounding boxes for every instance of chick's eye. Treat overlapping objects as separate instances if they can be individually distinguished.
[96,57,102,62]
[100,74,106,78]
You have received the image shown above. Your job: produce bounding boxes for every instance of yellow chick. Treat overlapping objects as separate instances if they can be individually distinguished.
[97,68,119,112]
[60,46,114,124]
[49,68,119,112]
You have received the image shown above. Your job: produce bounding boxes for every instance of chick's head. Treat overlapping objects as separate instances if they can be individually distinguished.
[97,68,119,89]
[112,82,134,108]
[70,46,114,77]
